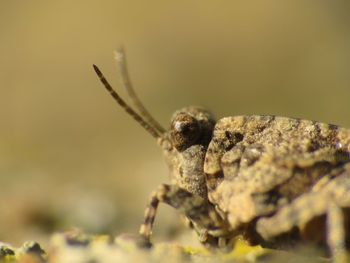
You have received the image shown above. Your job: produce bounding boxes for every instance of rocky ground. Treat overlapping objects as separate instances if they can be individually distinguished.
[0,231,330,263]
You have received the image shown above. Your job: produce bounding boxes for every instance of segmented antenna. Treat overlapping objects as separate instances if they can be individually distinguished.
[93,64,161,139]
[114,48,165,134]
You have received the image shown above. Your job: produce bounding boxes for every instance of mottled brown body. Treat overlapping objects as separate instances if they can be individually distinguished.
[143,112,350,260]
[93,53,350,261]
[204,116,350,249]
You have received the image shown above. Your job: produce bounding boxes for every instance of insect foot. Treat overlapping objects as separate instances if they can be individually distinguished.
[94,49,350,260]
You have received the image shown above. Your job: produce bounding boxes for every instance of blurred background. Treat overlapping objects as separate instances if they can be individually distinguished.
[0,1,350,247]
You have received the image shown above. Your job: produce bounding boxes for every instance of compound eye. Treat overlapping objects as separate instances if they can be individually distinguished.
[170,113,200,151]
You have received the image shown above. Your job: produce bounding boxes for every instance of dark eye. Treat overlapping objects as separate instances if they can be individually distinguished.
[170,113,200,151]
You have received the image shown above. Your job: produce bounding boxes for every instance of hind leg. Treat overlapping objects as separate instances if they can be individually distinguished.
[256,174,350,260]
[256,191,329,241]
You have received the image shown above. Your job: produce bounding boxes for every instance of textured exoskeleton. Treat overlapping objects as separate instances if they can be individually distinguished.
[94,51,350,261]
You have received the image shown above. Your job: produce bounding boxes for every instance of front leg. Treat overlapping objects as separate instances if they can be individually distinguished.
[139,184,232,248]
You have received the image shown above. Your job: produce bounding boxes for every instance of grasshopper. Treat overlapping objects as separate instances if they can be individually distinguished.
[93,50,350,261]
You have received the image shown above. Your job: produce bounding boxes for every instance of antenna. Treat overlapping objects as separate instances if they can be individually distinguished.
[93,64,161,139]
[114,48,165,134]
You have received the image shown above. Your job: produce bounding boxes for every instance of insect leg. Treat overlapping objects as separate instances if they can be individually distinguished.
[139,184,231,243]
[326,202,348,262]
[256,191,328,241]
[139,184,164,241]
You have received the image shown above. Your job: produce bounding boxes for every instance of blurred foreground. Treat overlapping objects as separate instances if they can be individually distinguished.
[0,231,330,263]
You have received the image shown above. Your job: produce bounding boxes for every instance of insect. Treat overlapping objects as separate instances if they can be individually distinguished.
[93,50,350,261]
